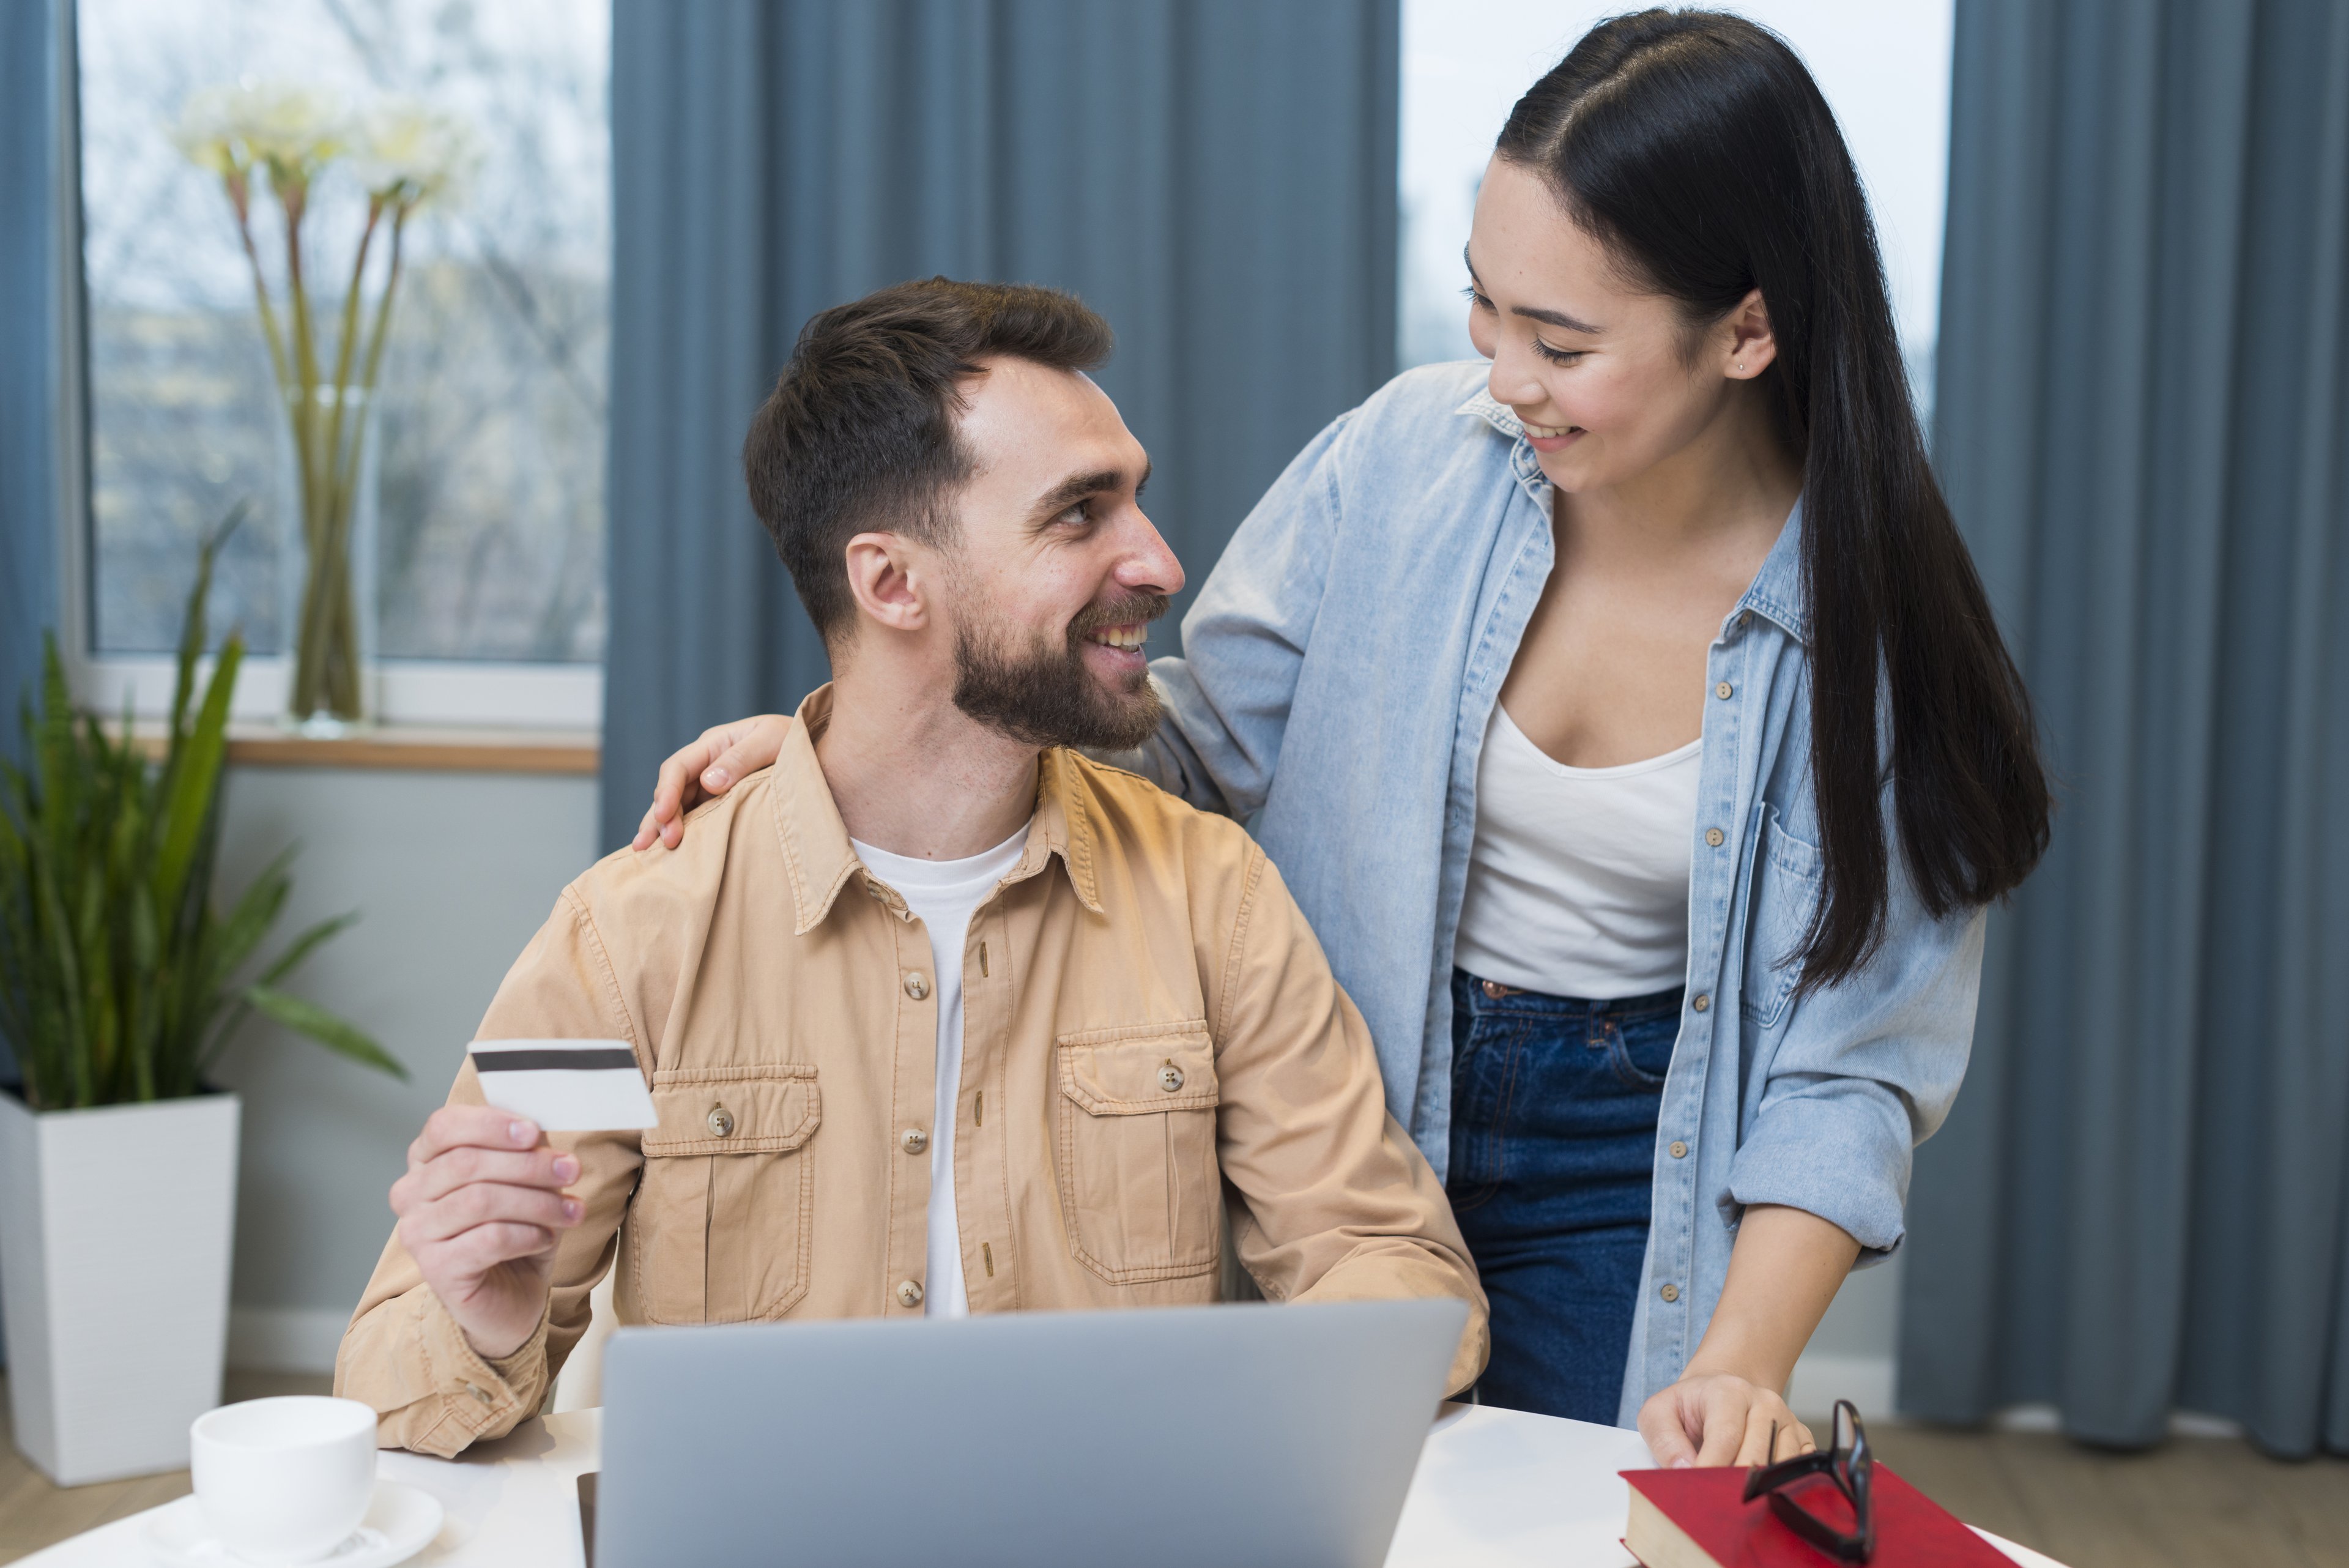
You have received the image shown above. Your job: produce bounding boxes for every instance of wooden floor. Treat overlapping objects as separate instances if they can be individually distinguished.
[0,1370,332,1566]
[1871,1424,2349,1568]
[0,1375,2343,1564]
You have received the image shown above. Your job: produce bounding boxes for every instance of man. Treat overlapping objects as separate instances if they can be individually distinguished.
[335,278,1486,1455]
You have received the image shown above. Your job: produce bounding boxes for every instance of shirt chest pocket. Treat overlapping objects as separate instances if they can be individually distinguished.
[1740,806,1824,1030]
[629,1065,820,1325]
[1054,1024,1220,1285]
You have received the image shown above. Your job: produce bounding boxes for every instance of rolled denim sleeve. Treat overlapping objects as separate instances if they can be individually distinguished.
[1725,889,1987,1260]
[1123,412,1354,817]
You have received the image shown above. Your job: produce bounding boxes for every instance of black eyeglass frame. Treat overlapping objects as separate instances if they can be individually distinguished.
[1739,1399,1876,1562]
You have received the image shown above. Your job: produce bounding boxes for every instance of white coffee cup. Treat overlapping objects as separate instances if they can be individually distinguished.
[190,1396,379,1565]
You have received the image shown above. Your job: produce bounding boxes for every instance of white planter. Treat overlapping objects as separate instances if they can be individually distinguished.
[0,1090,240,1484]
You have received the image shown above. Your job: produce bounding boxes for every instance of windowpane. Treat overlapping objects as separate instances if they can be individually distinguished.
[78,0,609,663]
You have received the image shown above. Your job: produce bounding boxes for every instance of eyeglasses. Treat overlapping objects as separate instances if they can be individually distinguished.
[1740,1399,1875,1562]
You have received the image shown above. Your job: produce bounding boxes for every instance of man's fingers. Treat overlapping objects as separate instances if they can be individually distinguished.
[1781,1418,1817,1462]
[402,1181,581,1246]
[438,1221,560,1274]
[408,1145,579,1205]
[408,1105,541,1170]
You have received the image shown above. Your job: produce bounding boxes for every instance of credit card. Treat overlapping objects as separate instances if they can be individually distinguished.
[469,1039,658,1132]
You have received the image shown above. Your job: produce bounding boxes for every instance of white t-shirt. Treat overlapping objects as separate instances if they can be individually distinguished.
[850,823,1031,1317]
[1451,703,1701,1000]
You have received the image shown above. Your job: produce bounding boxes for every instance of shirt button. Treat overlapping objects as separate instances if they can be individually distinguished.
[904,972,930,1000]
[1660,1283,1681,1303]
[1669,1140,1689,1159]
[1715,682,1734,700]
[900,1127,928,1154]
[706,1105,735,1138]
[1692,994,1710,1013]
[1738,611,1751,628]
[1157,1063,1186,1093]
[1705,827,1725,847]
[896,1280,924,1308]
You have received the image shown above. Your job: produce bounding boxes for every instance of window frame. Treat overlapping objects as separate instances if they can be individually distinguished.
[53,1,605,734]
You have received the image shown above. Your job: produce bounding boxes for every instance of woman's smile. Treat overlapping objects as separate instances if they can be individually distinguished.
[1520,417,1583,451]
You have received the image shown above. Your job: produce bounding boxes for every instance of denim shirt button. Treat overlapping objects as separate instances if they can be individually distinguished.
[1705,827,1725,847]
[1660,1284,1681,1303]
[1669,1140,1689,1159]
[1715,682,1734,700]
[1692,994,1711,1013]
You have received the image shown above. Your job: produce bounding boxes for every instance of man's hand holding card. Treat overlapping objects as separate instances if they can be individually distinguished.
[386,1040,655,1362]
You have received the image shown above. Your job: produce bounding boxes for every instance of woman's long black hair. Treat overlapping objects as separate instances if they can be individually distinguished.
[1496,9,2050,986]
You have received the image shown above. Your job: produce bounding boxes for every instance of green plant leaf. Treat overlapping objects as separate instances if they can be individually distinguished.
[150,633,242,918]
[210,849,294,982]
[168,505,245,746]
[242,984,407,1079]
[254,908,357,989]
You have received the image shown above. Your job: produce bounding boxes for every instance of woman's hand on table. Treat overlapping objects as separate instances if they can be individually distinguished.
[631,713,792,850]
[1637,1370,1816,1467]
[1636,1203,1858,1467]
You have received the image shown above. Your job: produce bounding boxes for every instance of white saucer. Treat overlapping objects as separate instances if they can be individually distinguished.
[144,1481,443,1568]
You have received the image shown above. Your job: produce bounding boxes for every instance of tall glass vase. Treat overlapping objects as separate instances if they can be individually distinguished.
[276,385,380,736]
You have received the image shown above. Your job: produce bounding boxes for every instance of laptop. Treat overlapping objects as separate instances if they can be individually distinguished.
[589,1296,1469,1568]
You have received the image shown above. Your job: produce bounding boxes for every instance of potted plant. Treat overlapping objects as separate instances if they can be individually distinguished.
[0,519,404,1486]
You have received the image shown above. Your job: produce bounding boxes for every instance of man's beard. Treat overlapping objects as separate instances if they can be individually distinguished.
[951,591,1169,751]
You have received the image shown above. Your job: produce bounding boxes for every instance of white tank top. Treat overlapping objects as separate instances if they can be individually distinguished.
[1451,702,1701,1000]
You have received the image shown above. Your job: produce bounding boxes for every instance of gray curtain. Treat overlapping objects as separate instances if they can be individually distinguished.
[601,0,1400,850]
[2,0,65,769]
[1900,0,2349,1456]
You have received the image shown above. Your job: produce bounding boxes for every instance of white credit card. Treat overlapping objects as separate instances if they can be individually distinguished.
[469,1039,657,1132]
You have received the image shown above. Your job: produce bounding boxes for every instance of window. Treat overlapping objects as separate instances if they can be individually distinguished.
[72,0,609,727]
[1399,0,1953,413]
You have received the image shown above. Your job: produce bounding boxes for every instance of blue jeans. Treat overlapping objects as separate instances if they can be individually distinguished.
[1447,969,1680,1424]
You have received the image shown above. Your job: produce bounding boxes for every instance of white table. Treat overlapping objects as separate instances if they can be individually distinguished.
[26,1404,2064,1567]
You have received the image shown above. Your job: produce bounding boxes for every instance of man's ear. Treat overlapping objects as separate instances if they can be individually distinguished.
[842,532,933,634]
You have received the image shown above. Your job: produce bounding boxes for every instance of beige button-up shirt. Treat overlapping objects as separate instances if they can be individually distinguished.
[336,689,1486,1455]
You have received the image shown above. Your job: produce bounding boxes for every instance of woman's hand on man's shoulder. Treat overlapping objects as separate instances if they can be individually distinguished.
[632,713,793,850]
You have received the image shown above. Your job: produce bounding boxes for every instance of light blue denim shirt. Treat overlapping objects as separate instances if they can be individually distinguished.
[1126,362,1985,1422]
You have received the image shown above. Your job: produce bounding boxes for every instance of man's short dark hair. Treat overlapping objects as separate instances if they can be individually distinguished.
[743,277,1114,641]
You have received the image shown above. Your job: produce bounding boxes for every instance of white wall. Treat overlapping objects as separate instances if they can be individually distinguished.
[207,765,596,1370]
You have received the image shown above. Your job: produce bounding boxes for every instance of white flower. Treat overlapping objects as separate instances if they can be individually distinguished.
[350,99,478,212]
[170,84,247,179]
[173,80,350,184]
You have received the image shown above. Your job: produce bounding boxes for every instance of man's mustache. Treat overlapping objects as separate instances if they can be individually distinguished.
[1066,593,1171,646]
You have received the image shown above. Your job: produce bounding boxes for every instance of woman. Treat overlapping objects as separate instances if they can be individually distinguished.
[634,10,2049,1466]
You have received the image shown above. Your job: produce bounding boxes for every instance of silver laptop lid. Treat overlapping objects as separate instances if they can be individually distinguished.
[596,1297,1467,1568]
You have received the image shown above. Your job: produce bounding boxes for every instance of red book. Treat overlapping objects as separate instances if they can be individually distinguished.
[1622,1463,2013,1566]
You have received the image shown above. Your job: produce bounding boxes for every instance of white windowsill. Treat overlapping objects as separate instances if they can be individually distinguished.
[74,656,604,775]
[73,653,603,730]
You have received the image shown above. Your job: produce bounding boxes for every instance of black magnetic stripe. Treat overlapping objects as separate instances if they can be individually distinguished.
[470,1048,640,1074]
